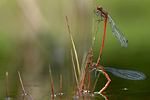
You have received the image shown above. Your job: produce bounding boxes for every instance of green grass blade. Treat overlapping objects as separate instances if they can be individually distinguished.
[66,16,80,78]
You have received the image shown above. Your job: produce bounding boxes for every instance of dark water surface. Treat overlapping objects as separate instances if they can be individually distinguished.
[0,72,149,100]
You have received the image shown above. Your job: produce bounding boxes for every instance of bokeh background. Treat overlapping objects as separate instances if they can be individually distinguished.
[0,0,149,99]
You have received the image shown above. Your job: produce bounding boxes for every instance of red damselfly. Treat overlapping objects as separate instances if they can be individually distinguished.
[90,65,146,94]
[94,7,128,67]
[97,7,128,47]
[94,7,108,67]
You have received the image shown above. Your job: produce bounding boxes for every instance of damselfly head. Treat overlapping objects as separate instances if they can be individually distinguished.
[97,7,103,10]
[97,7,108,18]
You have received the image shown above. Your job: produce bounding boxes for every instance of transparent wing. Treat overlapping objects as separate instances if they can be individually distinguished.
[107,15,128,47]
[104,67,146,80]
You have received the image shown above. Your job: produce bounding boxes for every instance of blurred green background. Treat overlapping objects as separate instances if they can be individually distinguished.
[0,0,149,99]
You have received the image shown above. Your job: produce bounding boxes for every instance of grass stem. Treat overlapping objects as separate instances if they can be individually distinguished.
[6,72,9,99]
[18,71,26,95]
[71,49,80,94]
[91,72,100,94]
[59,74,63,95]
[49,65,55,97]
[66,16,80,78]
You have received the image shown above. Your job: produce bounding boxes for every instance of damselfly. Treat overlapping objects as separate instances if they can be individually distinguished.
[94,7,128,67]
[97,7,128,47]
[94,7,108,67]
[90,65,146,94]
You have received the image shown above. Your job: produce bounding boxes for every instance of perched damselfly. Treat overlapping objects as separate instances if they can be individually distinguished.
[97,7,128,47]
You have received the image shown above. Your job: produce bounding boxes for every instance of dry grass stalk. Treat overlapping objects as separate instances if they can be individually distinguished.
[18,71,26,95]
[91,72,100,94]
[6,72,9,98]
[49,65,55,97]
[59,74,63,95]
[66,16,80,78]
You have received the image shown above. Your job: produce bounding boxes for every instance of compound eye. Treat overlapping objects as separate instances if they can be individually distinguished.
[97,7,100,10]
[97,7,103,10]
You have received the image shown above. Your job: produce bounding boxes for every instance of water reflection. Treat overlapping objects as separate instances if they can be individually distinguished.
[2,86,149,100]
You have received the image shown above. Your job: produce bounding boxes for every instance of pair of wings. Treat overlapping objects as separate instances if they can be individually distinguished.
[98,67,146,80]
[95,10,128,47]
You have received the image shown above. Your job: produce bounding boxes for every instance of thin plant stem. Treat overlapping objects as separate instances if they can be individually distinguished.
[87,51,93,93]
[49,65,55,97]
[86,0,97,92]
[18,71,26,95]
[60,74,62,95]
[80,53,91,91]
[66,16,80,78]
[6,72,9,99]
[91,0,97,48]
[71,49,80,93]
[91,72,100,94]
[80,52,88,83]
